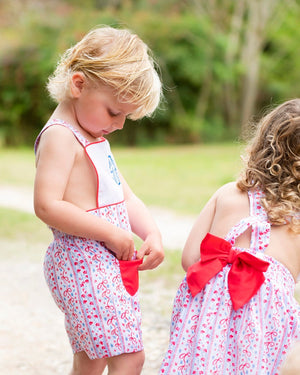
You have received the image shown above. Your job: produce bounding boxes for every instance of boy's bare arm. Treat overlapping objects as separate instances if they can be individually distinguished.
[34,127,135,260]
[120,173,164,270]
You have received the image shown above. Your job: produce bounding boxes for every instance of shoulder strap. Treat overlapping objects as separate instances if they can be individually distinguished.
[225,189,270,252]
[248,189,268,220]
[34,119,89,153]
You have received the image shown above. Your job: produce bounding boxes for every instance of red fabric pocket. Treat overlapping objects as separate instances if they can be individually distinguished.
[118,258,143,296]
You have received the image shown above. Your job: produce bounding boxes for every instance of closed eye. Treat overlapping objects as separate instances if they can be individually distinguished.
[108,109,121,117]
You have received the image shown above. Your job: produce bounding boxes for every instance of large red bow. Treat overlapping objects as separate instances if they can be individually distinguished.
[186,233,270,311]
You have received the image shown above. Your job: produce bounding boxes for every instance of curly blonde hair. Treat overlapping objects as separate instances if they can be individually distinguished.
[237,99,300,233]
[47,26,162,120]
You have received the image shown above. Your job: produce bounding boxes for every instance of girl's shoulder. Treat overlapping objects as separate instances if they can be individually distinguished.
[214,182,249,213]
[215,181,245,199]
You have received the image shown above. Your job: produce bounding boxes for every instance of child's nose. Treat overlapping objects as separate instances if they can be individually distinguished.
[114,116,125,130]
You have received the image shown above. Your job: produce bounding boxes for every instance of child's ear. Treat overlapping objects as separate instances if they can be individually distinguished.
[70,72,85,98]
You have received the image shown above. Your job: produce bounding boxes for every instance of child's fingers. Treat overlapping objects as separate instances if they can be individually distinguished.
[119,242,135,261]
[136,236,164,270]
[138,255,154,270]
[136,244,147,260]
[138,248,164,270]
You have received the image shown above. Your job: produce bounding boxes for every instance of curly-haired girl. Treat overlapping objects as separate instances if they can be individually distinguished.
[159,99,300,374]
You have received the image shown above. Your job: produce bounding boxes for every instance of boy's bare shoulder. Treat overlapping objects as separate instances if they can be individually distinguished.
[38,124,78,149]
[41,124,75,139]
[35,125,80,165]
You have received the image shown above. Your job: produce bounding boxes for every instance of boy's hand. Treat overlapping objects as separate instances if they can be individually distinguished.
[104,227,135,261]
[137,233,164,270]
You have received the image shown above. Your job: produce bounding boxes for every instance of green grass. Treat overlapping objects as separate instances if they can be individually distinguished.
[0,147,36,186]
[0,205,184,289]
[0,145,299,303]
[0,143,243,214]
[0,207,52,262]
[111,143,242,214]
[0,143,242,280]
[0,207,51,242]
[0,206,184,292]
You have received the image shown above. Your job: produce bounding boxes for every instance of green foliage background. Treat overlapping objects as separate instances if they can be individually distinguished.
[1,0,300,146]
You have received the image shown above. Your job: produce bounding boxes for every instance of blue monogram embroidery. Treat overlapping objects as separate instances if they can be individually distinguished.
[108,155,121,185]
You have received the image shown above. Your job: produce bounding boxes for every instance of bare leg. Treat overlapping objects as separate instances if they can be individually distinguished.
[107,350,145,375]
[69,351,107,375]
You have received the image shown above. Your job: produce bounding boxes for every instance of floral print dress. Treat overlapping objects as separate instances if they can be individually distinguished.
[159,189,300,375]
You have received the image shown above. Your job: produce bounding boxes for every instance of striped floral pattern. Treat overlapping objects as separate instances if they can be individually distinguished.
[159,190,300,374]
[36,120,143,359]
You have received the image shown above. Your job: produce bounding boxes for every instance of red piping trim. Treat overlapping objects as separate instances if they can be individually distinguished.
[84,146,100,208]
[86,200,125,212]
[86,138,106,145]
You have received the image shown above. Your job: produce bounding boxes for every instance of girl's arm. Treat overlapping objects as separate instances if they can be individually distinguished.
[181,192,217,271]
[34,126,135,260]
[119,173,164,270]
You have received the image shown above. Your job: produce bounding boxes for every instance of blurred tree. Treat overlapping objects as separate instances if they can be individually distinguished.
[188,0,282,131]
[0,0,300,145]
[127,0,300,140]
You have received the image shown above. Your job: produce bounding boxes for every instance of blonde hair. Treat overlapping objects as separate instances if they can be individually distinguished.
[47,26,162,120]
[237,99,300,233]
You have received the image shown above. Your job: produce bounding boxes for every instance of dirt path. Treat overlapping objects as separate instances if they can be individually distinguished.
[0,258,176,375]
[0,186,191,374]
[2,185,299,374]
[0,185,196,251]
